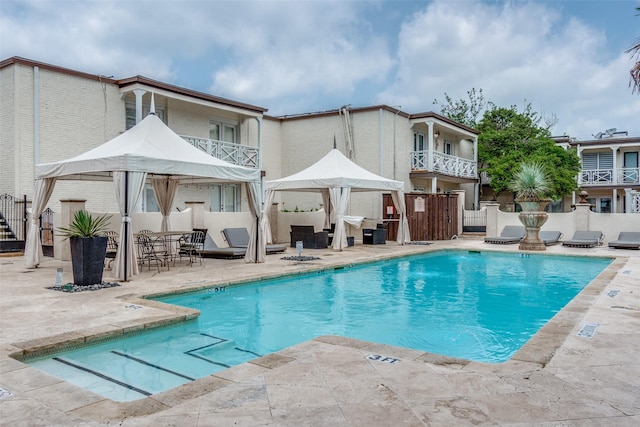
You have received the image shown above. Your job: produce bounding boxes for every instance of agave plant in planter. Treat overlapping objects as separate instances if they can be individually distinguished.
[510,162,552,251]
[57,210,112,286]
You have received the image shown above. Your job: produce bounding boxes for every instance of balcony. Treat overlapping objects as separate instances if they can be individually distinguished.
[580,168,640,186]
[410,151,477,180]
[181,136,259,168]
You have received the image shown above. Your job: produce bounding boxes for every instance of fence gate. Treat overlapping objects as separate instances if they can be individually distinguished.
[0,194,27,252]
[463,209,486,232]
[383,193,458,241]
[40,207,55,257]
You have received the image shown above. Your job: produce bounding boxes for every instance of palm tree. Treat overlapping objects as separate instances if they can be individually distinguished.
[628,7,640,94]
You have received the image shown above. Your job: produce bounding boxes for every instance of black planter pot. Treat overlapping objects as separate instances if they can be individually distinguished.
[69,236,107,286]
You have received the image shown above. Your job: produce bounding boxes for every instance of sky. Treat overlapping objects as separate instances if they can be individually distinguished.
[1,0,639,140]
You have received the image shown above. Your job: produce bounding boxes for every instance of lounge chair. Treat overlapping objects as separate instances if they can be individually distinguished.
[539,230,563,246]
[200,233,246,259]
[484,226,525,244]
[562,231,604,248]
[222,227,288,254]
[608,232,640,249]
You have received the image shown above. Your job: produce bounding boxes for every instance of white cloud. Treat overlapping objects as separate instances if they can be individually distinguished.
[1,0,638,138]
[378,0,640,139]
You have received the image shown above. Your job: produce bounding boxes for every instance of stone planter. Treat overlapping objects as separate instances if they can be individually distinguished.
[69,236,107,286]
[516,199,551,251]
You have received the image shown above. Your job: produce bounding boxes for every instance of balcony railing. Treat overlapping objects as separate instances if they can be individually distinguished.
[410,150,477,179]
[580,168,640,185]
[181,136,259,169]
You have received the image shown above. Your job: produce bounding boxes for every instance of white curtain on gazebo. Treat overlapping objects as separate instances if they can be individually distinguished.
[321,189,331,229]
[152,177,179,232]
[244,182,266,263]
[113,171,146,280]
[261,190,277,244]
[24,178,56,268]
[391,190,411,244]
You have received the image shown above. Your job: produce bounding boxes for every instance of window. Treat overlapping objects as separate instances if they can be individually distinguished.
[413,132,425,151]
[624,152,639,183]
[211,184,240,212]
[126,104,165,130]
[444,141,453,155]
[210,120,238,143]
[142,185,159,212]
[582,152,613,170]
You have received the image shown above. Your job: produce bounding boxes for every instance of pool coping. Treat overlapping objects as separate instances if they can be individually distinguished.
[3,249,627,422]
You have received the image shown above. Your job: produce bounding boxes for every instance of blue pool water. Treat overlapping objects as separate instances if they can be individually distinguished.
[26,251,611,402]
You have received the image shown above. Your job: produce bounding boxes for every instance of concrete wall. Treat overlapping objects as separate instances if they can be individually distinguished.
[486,203,640,244]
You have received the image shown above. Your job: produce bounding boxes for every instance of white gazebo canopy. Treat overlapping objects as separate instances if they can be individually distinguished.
[264,148,411,249]
[26,114,264,280]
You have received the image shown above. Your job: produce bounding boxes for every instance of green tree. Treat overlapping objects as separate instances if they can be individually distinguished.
[433,87,487,128]
[477,105,580,200]
[627,7,640,94]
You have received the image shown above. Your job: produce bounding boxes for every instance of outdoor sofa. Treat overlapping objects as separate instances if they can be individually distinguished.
[607,232,640,249]
[289,225,329,249]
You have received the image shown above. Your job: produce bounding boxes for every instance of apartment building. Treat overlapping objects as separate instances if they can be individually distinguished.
[1,57,480,223]
[554,131,640,213]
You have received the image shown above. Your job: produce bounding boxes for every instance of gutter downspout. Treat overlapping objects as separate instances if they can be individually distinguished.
[34,66,39,165]
[379,108,385,221]
[255,116,263,264]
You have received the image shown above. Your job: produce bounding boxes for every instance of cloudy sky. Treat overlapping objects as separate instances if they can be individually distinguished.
[2,0,639,139]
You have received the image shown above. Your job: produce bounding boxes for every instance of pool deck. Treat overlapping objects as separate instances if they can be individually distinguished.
[1,238,639,426]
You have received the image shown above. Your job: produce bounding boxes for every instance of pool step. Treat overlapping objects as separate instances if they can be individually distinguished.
[29,332,262,401]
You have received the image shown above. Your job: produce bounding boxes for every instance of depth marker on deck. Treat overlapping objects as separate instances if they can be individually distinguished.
[577,323,599,338]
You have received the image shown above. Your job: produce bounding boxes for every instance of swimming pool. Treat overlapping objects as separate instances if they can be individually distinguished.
[25,250,611,402]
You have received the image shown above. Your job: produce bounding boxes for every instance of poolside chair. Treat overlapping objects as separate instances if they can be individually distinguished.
[562,231,604,248]
[136,234,163,272]
[222,227,288,254]
[539,230,563,246]
[484,226,525,244]
[104,231,119,268]
[177,230,205,266]
[200,232,246,259]
[608,232,640,250]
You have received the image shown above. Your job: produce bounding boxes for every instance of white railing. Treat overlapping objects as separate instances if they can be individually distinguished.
[580,168,640,185]
[631,191,640,213]
[181,136,259,168]
[410,151,477,179]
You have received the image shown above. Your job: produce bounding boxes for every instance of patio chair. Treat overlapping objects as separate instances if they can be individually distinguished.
[177,230,205,266]
[222,227,288,254]
[608,232,640,249]
[104,231,118,268]
[562,231,604,248]
[136,233,163,272]
[200,232,246,259]
[484,226,525,244]
[289,225,329,249]
[539,230,563,246]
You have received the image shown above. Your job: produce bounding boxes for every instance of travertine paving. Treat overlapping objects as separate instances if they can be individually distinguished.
[1,239,638,426]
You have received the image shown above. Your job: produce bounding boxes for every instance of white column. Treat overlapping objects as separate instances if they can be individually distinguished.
[431,177,438,193]
[133,89,146,124]
[611,145,619,184]
[612,188,617,213]
[577,145,583,186]
[426,121,434,171]
[473,136,479,209]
